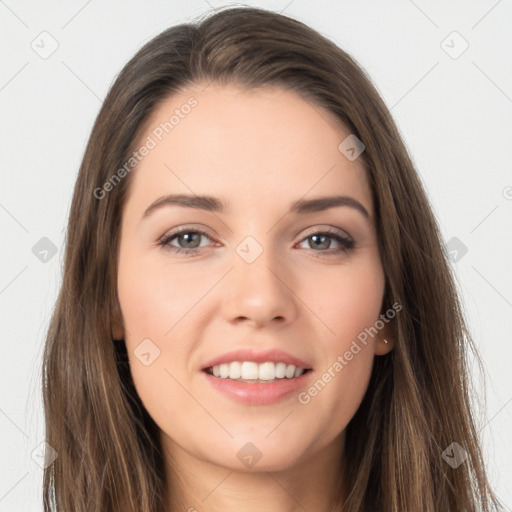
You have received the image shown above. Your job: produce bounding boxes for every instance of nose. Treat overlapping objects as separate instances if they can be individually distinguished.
[221,245,299,328]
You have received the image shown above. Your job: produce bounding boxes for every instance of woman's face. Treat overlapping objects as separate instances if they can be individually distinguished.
[115,83,393,473]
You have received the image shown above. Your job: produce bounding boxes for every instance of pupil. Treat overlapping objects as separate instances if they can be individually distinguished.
[181,233,200,248]
[311,234,329,250]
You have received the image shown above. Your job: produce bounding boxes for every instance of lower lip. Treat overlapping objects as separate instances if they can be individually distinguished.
[202,370,313,405]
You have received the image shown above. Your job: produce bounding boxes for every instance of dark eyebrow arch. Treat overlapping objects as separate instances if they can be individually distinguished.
[142,193,369,219]
[142,194,226,219]
[291,195,369,218]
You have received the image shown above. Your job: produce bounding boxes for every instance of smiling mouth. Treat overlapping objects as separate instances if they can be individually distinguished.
[203,365,312,383]
[202,361,313,405]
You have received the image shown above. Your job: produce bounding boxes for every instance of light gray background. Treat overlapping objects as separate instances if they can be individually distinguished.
[1,0,511,509]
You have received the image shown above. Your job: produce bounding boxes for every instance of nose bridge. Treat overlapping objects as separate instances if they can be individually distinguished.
[222,234,297,326]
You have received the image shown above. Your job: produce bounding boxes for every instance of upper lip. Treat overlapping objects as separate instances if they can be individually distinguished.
[201,348,313,370]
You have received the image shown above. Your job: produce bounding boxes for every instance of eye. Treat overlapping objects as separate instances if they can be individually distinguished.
[297,228,355,255]
[158,226,355,257]
[158,228,215,255]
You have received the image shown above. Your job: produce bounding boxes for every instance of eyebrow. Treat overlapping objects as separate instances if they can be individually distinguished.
[141,193,370,220]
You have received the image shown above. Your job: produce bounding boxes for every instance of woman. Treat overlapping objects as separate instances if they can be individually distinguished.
[42,6,502,511]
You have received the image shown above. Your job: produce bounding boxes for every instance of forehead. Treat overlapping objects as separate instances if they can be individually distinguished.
[125,82,372,218]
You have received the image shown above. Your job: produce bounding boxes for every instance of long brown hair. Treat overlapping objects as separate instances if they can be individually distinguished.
[42,6,502,511]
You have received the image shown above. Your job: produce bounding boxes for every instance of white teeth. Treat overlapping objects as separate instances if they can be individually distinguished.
[219,363,229,378]
[285,364,296,378]
[228,361,241,379]
[258,362,274,380]
[208,361,307,381]
[240,361,259,380]
[275,362,287,378]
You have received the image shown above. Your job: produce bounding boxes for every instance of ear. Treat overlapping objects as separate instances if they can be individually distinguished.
[111,300,125,341]
[374,318,395,356]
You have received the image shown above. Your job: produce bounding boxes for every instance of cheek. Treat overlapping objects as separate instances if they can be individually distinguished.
[117,252,207,343]
[117,263,196,438]
[116,252,212,425]
[296,257,383,427]
[304,255,385,346]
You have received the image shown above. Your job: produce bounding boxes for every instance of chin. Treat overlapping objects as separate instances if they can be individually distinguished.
[205,435,310,473]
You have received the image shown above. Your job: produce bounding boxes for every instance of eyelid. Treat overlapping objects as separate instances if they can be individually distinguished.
[158,224,217,242]
[299,224,353,241]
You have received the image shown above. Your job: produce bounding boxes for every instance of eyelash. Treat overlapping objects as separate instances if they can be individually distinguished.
[157,227,355,256]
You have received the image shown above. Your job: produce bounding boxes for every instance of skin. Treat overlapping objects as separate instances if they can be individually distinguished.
[113,82,394,512]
